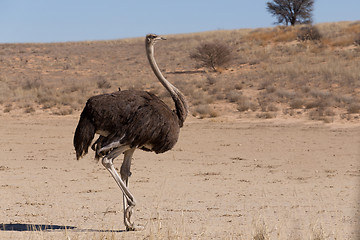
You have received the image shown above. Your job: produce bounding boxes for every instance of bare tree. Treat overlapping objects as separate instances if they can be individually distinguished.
[266,0,314,26]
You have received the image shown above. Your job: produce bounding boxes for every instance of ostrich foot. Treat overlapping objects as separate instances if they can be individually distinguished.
[124,206,145,231]
[126,224,145,231]
[124,205,135,231]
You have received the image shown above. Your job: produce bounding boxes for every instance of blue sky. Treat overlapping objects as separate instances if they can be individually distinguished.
[1,0,359,43]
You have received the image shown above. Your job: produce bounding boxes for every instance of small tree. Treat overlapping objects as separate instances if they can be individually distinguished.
[190,41,232,72]
[266,0,314,26]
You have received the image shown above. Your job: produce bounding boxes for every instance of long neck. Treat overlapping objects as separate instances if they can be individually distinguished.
[146,42,188,127]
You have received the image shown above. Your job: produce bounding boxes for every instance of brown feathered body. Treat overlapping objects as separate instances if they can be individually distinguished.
[73,89,181,160]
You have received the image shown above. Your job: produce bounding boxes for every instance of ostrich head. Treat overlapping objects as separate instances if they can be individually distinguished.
[146,34,166,45]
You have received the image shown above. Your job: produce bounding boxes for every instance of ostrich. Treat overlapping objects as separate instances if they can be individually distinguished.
[73,34,188,231]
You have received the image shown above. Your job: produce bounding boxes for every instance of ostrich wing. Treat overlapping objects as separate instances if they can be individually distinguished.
[86,90,180,156]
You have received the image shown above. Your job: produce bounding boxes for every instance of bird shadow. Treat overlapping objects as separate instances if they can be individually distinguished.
[0,223,125,233]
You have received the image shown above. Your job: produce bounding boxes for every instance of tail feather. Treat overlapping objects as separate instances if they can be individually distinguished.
[73,113,95,160]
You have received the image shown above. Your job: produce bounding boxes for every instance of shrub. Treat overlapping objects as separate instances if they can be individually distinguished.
[225,90,243,103]
[206,76,217,85]
[23,78,42,90]
[4,104,12,113]
[234,83,243,90]
[192,104,218,118]
[354,33,360,46]
[297,26,322,41]
[267,103,279,112]
[236,96,252,112]
[309,108,334,123]
[53,108,74,115]
[258,81,272,90]
[97,77,112,89]
[256,112,276,119]
[347,103,360,114]
[190,41,232,72]
[290,98,305,109]
[24,106,35,113]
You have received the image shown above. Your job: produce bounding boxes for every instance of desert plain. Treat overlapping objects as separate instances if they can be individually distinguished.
[0,114,359,239]
[0,21,360,239]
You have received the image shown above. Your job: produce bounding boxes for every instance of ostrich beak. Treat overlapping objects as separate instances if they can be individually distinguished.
[158,36,167,41]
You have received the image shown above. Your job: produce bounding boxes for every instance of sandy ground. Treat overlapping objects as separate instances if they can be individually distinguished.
[0,114,359,239]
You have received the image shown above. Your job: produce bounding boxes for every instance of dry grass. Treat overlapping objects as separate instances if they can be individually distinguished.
[9,216,335,240]
[244,26,299,44]
[0,21,359,122]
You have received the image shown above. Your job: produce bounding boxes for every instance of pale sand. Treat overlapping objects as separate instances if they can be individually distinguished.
[0,114,359,239]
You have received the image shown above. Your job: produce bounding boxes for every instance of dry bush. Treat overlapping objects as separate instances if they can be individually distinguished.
[290,98,305,109]
[66,83,82,93]
[267,103,279,112]
[257,94,279,112]
[297,26,322,41]
[265,85,276,94]
[258,81,272,91]
[309,108,334,123]
[52,107,74,115]
[206,76,217,85]
[234,83,243,90]
[23,104,35,113]
[306,99,335,110]
[192,104,218,118]
[3,104,12,113]
[276,89,296,100]
[96,76,112,89]
[304,89,336,110]
[189,89,211,106]
[22,78,42,90]
[305,97,334,110]
[236,95,253,112]
[258,98,269,112]
[324,108,335,116]
[225,90,243,103]
[190,41,232,72]
[208,110,219,118]
[354,33,360,46]
[36,87,58,109]
[347,103,360,114]
[305,100,321,109]
[309,89,331,99]
[256,112,276,119]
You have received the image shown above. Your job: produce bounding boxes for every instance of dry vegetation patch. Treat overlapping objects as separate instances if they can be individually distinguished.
[0,21,359,123]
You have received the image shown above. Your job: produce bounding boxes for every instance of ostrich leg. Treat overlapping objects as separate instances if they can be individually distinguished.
[121,148,136,231]
[101,145,137,231]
